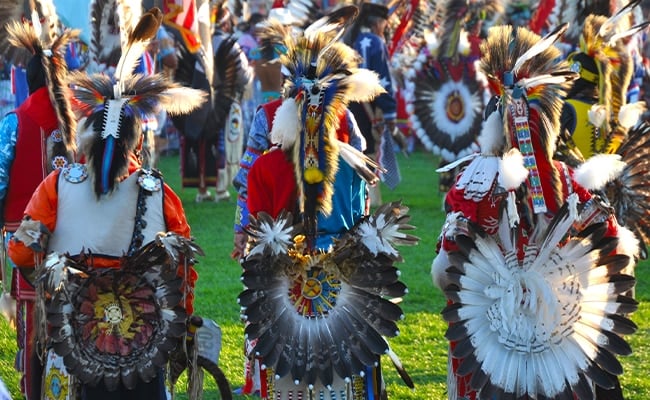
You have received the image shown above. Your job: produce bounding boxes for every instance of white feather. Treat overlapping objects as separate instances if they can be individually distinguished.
[344,69,385,103]
[270,98,301,147]
[618,102,646,129]
[498,148,528,190]
[455,155,499,202]
[159,87,209,115]
[573,154,626,190]
[517,72,578,89]
[615,224,640,273]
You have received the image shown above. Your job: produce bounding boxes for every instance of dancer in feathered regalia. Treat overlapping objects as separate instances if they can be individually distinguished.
[0,3,79,397]
[557,1,650,263]
[237,6,418,399]
[8,8,207,399]
[432,23,639,400]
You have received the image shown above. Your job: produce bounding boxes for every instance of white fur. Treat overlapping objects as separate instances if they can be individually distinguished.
[270,98,300,148]
[431,249,451,291]
[476,110,504,155]
[498,148,529,190]
[160,87,209,115]
[573,154,626,190]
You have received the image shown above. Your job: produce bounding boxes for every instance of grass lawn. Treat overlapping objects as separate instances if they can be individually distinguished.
[1,150,649,399]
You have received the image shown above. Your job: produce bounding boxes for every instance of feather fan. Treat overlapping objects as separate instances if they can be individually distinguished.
[605,121,650,259]
[239,202,418,391]
[441,197,638,399]
[40,233,203,391]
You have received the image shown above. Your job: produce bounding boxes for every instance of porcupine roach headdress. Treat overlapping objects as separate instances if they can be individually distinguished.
[568,0,649,152]
[3,7,79,170]
[478,23,578,219]
[267,5,386,243]
[68,7,207,198]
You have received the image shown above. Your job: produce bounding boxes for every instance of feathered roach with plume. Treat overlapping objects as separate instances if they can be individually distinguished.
[68,7,206,198]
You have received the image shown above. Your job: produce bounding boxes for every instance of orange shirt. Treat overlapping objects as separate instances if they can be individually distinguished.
[8,160,198,313]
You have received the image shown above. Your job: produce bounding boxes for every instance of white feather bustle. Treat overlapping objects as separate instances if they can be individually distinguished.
[476,110,504,155]
[615,224,640,275]
[573,154,626,190]
[270,98,300,148]
[498,148,529,191]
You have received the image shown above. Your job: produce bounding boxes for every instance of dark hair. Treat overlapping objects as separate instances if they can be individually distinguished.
[26,55,46,94]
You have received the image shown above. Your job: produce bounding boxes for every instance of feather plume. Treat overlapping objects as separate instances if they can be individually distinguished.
[6,18,79,163]
[573,154,626,190]
[115,8,163,93]
[338,141,381,185]
[512,23,569,75]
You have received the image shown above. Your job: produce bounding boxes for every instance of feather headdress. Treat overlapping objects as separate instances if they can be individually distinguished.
[267,5,385,242]
[478,24,578,215]
[69,7,207,198]
[4,2,79,170]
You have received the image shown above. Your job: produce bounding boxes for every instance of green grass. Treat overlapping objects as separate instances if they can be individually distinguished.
[1,150,649,399]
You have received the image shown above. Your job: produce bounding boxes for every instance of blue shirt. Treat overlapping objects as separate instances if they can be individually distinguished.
[353,31,397,121]
[0,113,18,202]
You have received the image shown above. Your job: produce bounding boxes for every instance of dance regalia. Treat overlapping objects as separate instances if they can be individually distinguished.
[8,8,207,399]
[432,24,638,400]
[237,6,418,400]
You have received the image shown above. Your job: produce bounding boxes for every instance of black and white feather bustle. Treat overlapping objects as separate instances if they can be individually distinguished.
[40,233,203,391]
[238,201,418,389]
[441,197,638,399]
[605,121,650,259]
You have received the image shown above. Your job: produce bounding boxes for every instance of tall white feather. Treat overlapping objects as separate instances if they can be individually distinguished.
[512,23,568,75]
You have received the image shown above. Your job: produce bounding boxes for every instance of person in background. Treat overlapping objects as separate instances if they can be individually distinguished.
[0,56,14,117]
[345,2,399,206]
[0,21,78,400]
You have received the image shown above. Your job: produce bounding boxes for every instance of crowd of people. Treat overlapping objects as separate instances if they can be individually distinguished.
[0,0,649,399]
